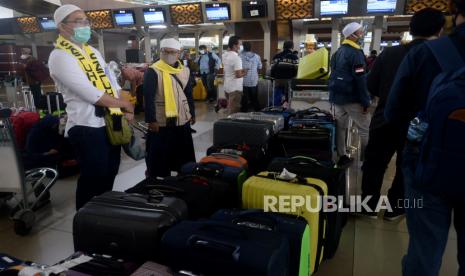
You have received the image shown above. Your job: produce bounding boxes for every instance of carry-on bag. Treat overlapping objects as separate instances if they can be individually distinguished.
[73,191,188,260]
[213,118,274,148]
[296,48,330,80]
[126,175,237,219]
[228,112,285,134]
[193,78,207,101]
[262,106,296,130]
[242,172,328,274]
[206,144,269,175]
[211,209,310,276]
[161,220,290,276]
[268,156,347,259]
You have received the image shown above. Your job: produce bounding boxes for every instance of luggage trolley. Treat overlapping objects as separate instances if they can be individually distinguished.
[0,108,58,235]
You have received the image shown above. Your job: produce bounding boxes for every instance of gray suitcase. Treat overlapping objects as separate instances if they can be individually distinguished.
[228,112,284,134]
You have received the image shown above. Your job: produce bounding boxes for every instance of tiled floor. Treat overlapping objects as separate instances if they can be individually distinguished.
[0,102,460,275]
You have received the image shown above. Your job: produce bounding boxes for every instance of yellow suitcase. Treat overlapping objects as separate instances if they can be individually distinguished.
[193,78,207,101]
[242,172,328,275]
[297,48,330,80]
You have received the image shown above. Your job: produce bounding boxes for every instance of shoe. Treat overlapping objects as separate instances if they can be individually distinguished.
[337,155,354,169]
[190,128,197,134]
[355,209,378,219]
[384,208,405,221]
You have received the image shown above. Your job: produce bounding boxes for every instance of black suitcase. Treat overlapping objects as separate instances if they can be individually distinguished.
[126,175,237,219]
[268,156,347,259]
[211,209,309,276]
[275,127,334,163]
[161,220,290,276]
[206,144,269,175]
[213,118,274,148]
[73,191,188,261]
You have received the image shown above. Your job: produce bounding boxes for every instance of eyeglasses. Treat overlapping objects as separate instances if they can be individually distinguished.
[62,19,91,26]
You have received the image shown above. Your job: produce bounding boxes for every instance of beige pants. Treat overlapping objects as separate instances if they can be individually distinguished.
[226,91,242,115]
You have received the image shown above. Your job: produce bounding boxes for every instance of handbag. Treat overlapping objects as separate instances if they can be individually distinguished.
[104,112,132,146]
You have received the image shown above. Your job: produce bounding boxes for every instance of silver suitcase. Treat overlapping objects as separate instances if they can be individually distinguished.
[228,112,285,134]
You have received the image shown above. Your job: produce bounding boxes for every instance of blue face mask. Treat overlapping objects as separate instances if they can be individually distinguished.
[72,26,91,44]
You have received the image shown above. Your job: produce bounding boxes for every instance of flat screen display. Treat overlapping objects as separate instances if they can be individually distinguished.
[39,17,56,30]
[143,7,165,24]
[113,10,135,26]
[205,3,230,21]
[242,1,268,18]
[367,0,397,13]
[320,0,349,16]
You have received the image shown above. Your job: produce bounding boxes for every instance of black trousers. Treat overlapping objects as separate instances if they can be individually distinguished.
[201,73,216,101]
[361,123,406,209]
[146,123,196,178]
[241,86,260,112]
[68,126,121,210]
[29,83,42,109]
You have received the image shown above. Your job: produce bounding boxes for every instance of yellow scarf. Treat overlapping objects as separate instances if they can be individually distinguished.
[55,35,122,115]
[151,60,184,118]
[342,39,362,50]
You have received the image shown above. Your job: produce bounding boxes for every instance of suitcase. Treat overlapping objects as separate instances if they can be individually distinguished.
[270,61,298,80]
[211,209,310,276]
[57,252,139,276]
[161,220,290,276]
[228,112,285,134]
[207,144,269,175]
[200,153,248,170]
[130,261,174,276]
[9,111,40,150]
[242,172,328,274]
[297,48,330,80]
[262,106,296,130]
[126,175,237,219]
[276,127,335,163]
[193,78,207,101]
[73,191,188,260]
[213,118,274,148]
[181,162,248,204]
[268,156,347,259]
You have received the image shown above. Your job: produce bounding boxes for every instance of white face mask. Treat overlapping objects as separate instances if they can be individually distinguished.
[20,54,29,60]
[199,50,205,55]
[162,53,178,65]
[240,45,244,52]
[183,60,188,66]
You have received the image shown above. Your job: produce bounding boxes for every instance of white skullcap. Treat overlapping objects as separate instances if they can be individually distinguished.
[342,22,363,38]
[160,38,182,51]
[54,4,82,25]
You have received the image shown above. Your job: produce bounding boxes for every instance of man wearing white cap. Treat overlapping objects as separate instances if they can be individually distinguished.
[143,38,196,177]
[48,4,134,210]
[329,22,371,168]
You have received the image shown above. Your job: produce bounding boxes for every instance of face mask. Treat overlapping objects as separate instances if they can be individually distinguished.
[240,45,244,52]
[183,60,188,66]
[72,26,92,44]
[200,50,205,55]
[20,54,29,60]
[163,54,178,65]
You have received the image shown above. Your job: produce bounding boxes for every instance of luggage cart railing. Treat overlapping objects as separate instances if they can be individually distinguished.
[0,108,58,235]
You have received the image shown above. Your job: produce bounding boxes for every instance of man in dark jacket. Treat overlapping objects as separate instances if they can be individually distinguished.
[361,8,446,220]
[329,22,371,167]
[385,1,465,275]
[270,41,299,106]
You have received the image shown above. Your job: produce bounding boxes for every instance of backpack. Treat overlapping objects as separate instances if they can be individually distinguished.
[415,37,465,199]
[197,52,216,74]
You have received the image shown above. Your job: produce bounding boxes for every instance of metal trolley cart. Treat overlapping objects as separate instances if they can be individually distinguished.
[289,79,362,205]
[0,108,58,235]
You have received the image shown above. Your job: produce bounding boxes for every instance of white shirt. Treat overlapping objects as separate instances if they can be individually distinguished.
[49,45,121,136]
[222,50,243,93]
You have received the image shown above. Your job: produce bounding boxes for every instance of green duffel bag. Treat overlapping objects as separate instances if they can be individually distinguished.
[104,113,132,146]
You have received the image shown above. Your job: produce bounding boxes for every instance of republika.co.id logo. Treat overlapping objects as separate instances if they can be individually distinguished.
[263,195,423,213]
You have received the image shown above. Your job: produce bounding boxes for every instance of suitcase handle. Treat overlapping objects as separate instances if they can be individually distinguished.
[232,211,278,231]
[188,235,241,261]
[194,163,224,177]
[147,185,186,195]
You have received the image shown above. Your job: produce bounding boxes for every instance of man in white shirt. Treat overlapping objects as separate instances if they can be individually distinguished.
[48,4,134,210]
[222,36,248,115]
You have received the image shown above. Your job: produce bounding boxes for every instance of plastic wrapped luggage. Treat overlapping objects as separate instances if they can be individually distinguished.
[126,175,237,219]
[296,48,330,80]
[73,191,188,260]
[211,209,310,276]
[268,156,347,259]
[228,112,285,134]
[242,172,328,274]
[9,111,40,150]
[213,118,274,148]
[193,78,207,101]
[161,220,290,276]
